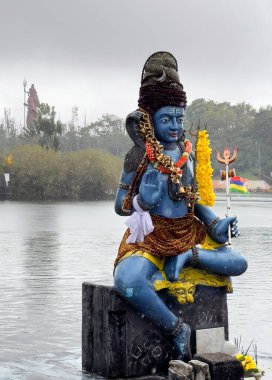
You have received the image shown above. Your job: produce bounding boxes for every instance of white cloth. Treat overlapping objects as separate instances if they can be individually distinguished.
[125,196,154,243]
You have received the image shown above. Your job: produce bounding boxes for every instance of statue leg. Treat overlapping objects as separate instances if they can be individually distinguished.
[198,246,248,276]
[114,255,192,361]
[114,256,176,331]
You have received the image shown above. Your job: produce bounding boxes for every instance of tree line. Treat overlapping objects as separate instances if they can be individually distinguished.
[0,98,272,200]
[0,145,122,201]
[184,99,272,182]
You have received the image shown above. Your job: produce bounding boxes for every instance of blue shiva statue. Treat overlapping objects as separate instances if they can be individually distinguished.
[113,52,247,362]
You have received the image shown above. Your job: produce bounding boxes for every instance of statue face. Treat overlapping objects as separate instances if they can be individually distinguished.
[152,106,184,144]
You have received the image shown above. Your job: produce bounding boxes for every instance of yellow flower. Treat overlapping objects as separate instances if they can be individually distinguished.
[245,355,252,362]
[242,359,257,371]
[195,130,216,206]
[235,353,245,361]
[238,354,257,372]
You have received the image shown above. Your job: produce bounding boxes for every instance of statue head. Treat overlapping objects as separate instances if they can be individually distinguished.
[126,52,187,148]
[168,281,196,304]
[152,105,185,144]
[138,51,187,115]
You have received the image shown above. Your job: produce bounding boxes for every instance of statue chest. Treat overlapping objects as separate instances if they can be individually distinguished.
[147,158,194,218]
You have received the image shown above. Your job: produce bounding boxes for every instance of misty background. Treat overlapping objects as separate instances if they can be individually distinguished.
[1,0,272,126]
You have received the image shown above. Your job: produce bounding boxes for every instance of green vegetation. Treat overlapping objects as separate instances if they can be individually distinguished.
[184,99,272,181]
[3,145,122,201]
[22,103,62,151]
[1,99,272,200]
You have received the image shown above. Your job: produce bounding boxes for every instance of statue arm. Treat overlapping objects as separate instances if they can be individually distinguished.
[194,203,217,225]
[194,203,239,244]
[114,170,135,216]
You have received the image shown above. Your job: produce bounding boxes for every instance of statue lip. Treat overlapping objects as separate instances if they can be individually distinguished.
[169,132,178,137]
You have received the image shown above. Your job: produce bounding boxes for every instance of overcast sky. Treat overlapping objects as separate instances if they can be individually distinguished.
[1,0,272,127]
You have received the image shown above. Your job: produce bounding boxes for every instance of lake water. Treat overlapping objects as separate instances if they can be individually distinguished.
[0,199,271,379]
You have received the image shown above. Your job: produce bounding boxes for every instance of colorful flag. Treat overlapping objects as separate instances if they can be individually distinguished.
[229,176,249,194]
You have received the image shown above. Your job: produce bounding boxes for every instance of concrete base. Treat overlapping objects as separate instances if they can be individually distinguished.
[82,283,229,378]
[194,353,244,380]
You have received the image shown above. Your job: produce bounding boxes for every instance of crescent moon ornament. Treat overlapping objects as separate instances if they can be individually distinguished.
[156,69,166,83]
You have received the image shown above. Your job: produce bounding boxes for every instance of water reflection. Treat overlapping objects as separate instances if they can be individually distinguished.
[0,201,272,379]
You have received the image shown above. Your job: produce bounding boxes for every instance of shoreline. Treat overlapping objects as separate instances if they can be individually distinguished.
[215,192,272,202]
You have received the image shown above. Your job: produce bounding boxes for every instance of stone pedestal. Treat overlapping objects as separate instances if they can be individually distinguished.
[194,353,243,380]
[82,283,229,378]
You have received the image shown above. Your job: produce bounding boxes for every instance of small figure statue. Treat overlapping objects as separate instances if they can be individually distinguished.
[114,52,247,361]
[26,84,40,127]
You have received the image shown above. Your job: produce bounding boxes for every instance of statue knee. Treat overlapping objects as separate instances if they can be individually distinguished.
[114,258,154,298]
[232,255,248,276]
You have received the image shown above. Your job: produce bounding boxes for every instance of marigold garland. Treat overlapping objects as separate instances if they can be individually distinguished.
[195,130,216,206]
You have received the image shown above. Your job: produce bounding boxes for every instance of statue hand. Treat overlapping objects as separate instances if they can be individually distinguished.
[164,252,191,282]
[139,169,163,207]
[210,216,240,244]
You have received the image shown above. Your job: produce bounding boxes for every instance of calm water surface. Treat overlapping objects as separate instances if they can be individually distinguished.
[0,200,271,379]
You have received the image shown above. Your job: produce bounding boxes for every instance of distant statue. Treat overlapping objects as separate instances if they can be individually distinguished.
[113,52,248,362]
[26,84,40,126]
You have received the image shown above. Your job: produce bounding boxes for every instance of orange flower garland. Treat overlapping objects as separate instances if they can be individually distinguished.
[139,110,193,184]
[146,139,192,175]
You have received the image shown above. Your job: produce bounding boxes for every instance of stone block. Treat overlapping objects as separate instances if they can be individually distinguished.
[189,360,211,380]
[196,327,225,354]
[168,360,194,380]
[82,283,229,378]
[196,327,238,356]
[194,353,243,380]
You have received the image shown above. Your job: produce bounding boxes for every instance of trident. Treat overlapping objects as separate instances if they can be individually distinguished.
[216,147,238,244]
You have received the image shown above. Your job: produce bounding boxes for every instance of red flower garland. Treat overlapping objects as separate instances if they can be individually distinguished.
[146,139,192,175]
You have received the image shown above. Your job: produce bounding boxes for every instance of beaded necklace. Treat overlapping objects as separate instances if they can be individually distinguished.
[139,110,192,184]
[165,142,189,201]
[146,139,192,176]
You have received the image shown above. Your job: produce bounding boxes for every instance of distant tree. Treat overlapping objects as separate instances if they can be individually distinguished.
[251,106,272,179]
[61,113,132,157]
[0,108,19,149]
[3,108,17,139]
[23,103,62,151]
[60,107,80,151]
[185,99,257,177]
[79,114,131,156]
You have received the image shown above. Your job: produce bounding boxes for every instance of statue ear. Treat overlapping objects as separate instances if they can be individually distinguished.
[126,111,145,149]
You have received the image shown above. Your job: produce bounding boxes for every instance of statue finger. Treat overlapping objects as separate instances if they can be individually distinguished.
[231,225,238,233]
[232,231,240,238]
[156,179,163,194]
[231,228,240,238]
[143,170,153,185]
[231,224,239,231]
[230,216,238,226]
[147,170,158,185]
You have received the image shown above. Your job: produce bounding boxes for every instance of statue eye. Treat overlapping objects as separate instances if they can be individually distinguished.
[177,117,184,124]
[161,117,170,124]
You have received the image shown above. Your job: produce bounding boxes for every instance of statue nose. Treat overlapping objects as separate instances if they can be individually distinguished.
[171,120,179,130]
